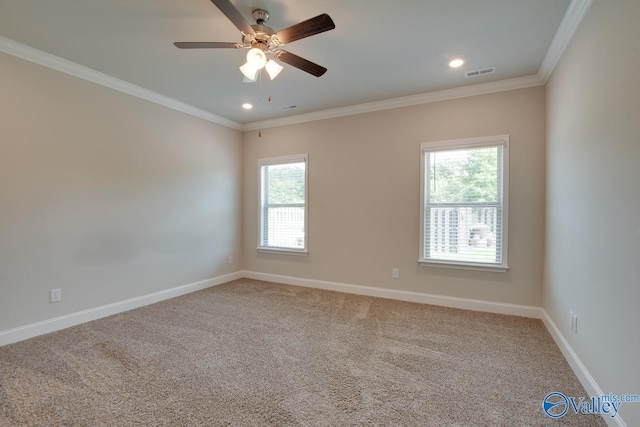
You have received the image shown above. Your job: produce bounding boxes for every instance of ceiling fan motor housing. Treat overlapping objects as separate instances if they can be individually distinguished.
[243,10,282,52]
[252,9,270,25]
[243,26,276,51]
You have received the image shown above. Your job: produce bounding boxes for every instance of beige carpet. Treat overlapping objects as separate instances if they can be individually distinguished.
[0,279,605,426]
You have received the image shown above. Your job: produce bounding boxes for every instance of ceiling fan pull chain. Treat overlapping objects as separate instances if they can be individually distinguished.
[258,70,263,137]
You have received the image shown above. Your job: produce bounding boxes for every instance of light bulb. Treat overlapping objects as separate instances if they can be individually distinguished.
[246,48,267,69]
[239,62,258,80]
[265,59,284,80]
[449,58,464,68]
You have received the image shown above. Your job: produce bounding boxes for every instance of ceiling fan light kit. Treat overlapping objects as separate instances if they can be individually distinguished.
[246,48,267,69]
[239,47,266,80]
[239,62,259,81]
[174,0,335,81]
[265,59,284,80]
[238,49,283,81]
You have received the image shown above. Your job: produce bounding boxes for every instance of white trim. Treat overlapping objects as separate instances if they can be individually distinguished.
[0,269,622,426]
[257,154,308,167]
[1,267,620,427]
[538,0,594,82]
[258,154,309,253]
[541,310,627,427]
[241,75,545,131]
[242,271,542,318]
[501,138,510,269]
[420,134,509,152]
[0,271,243,347]
[0,36,242,131]
[419,135,510,271]
[257,248,309,256]
[418,259,508,272]
[0,0,592,133]
[242,0,589,129]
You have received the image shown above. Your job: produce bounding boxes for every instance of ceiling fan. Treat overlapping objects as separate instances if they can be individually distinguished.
[174,0,335,81]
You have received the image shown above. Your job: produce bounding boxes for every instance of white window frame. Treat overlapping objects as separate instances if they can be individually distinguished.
[257,154,309,255]
[419,135,509,272]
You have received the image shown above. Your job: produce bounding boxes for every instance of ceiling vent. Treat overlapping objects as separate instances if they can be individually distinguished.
[465,67,496,78]
[279,105,298,111]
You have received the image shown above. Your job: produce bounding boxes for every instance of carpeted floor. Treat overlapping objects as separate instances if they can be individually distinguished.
[0,279,605,426]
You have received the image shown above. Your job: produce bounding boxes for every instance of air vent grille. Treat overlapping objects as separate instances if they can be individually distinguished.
[465,67,496,78]
[279,105,298,111]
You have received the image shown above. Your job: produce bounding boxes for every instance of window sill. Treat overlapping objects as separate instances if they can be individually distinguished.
[418,259,508,272]
[257,247,308,256]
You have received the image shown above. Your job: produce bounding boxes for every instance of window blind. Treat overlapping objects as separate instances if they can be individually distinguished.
[259,157,307,251]
[421,139,508,268]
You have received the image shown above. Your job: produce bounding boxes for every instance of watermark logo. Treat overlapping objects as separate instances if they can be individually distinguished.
[543,392,640,419]
[543,392,569,418]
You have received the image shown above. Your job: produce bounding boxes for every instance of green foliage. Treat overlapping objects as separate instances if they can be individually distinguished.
[266,163,305,204]
[429,147,499,203]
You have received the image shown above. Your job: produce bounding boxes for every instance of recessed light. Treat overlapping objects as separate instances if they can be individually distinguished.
[242,103,253,110]
[449,58,464,68]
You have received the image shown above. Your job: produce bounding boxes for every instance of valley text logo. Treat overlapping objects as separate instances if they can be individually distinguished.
[543,391,640,419]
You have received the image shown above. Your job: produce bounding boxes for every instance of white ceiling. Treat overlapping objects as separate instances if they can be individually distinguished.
[0,0,571,124]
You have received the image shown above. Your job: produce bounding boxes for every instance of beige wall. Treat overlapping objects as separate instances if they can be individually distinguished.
[243,86,546,306]
[0,52,243,331]
[545,1,640,424]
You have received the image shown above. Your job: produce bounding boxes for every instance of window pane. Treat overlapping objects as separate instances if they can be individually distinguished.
[422,142,505,267]
[427,206,501,264]
[265,206,305,249]
[259,158,307,251]
[266,163,305,204]
[428,147,498,204]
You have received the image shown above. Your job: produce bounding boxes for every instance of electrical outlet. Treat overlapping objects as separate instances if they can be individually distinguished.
[228,255,233,265]
[392,268,399,279]
[50,289,61,303]
[570,311,578,333]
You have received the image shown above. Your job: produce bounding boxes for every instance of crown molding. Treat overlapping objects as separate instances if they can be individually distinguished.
[243,0,594,132]
[0,36,243,131]
[241,74,545,131]
[1,0,591,133]
[538,0,594,82]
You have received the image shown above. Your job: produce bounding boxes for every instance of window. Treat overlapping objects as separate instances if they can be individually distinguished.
[258,154,308,253]
[419,135,509,271]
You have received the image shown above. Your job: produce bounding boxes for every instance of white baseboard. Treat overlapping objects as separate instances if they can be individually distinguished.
[0,269,624,425]
[541,310,626,427]
[0,271,243,347]
[242,271,542,318]
[0,270,541,348]
[244,271,623,425]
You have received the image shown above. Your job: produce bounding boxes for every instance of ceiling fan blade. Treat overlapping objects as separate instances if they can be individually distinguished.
[210,0,255,35]
[274,14,335,45]
[174,42,243,49]
[275,50,327,77]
